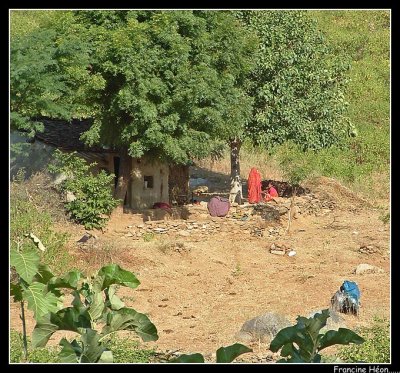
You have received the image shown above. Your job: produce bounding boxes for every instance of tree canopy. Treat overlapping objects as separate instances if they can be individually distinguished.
[10,10,353,159]
[234,10,354,151]
[77,10,257,164]
[10,12,104,137]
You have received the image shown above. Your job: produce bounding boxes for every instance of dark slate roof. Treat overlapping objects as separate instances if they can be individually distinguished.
[33,118,115,153]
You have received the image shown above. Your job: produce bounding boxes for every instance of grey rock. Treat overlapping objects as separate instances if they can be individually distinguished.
[235,312,291,344]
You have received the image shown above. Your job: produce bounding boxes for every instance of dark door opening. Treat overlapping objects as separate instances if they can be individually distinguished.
[113,156,120,188]
[113,156,127,205]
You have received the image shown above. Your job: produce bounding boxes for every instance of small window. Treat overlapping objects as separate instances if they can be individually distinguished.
[144,175,154,189]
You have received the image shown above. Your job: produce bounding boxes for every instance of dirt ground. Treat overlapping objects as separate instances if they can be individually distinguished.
[10,174,390,362]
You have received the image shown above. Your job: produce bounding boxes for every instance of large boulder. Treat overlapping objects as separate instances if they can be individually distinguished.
[235,312,291,344]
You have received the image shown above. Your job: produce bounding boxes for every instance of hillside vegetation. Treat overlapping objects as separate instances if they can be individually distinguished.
[199,10,390,203]
[10,10,390,201]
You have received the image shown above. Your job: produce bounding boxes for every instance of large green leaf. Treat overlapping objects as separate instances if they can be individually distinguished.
[171,353,205,363]
[318,328,365,351]
[10,249,40,283]
[269,325,307,353]
[216,343,252,363]
[32,302,91,347]
[23,282,61,319]
[32,315,60,348]
[32,264,55,284]
[101,307,158,342]
[88,291,105,321]
[94,264,140,291]
[59,338,82,363]
[80,329,106,363]
[106,285,125,310]
[10,283,23,302]
[48,271,82,290]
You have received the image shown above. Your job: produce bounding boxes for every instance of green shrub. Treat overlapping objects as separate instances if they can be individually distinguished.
[338,317,390,363]
[10,329,60,363]
[102,334,156,363]
[10,171,72,275]
[48,149,120,229]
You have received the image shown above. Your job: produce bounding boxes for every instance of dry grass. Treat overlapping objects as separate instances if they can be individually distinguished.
[195,148,284,181]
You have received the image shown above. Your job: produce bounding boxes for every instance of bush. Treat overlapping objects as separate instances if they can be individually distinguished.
[10,171,72,275]
[102,334,156,363]
[338,317,390,363]
[10,329,60,363]
[48,149,120,229]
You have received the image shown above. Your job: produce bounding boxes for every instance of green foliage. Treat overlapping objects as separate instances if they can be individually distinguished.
[10,173,71,275]
[98,334,156,363]
[143,232,155,242]
[234,10,353,151]
[301,10,390,193]
[10,329,156,363]
[338,317,390,363]
[10,11,105,136]
[269,309,364,363]
[29,263,158,363]
[74,10,257,163]
[10,230,157,364]
[10,329,60,363]
[277,141,316,186]
[48,150,120,229]
[171,343,252,363]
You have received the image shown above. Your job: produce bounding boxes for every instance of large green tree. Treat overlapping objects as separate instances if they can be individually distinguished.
[234,10,355,157]
[73,10,257,201]
[10,11,105,136]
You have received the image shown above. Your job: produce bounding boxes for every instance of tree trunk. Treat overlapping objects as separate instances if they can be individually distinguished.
[230,138,242,204]
[286,185,297,233]
[113,147,132,207]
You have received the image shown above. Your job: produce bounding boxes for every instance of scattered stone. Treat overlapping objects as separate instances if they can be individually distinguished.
[178,230,190,237]
[354,263,384,275]
[358,245,378,254]
[269,243,288,255]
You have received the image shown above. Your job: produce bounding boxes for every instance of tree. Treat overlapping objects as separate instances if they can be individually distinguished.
[232,10,354,176]
[72,10,257,203]
[10,11,105,137]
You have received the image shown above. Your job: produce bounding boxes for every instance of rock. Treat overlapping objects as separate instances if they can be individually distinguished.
[358,245,378,254]
[235,312,291,344]
[178,230,190,237]
[354,263,384,275]
[65,190,76,202]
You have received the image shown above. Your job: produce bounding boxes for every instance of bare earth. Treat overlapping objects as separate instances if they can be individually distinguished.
[10,176,390,362]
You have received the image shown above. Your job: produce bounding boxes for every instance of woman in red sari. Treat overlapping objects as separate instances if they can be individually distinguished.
[247,168,262,203]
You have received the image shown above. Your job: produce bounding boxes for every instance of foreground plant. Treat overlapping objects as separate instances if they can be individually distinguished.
[10,234,158,363]
[171,343,252,363]
[269,309,364,363]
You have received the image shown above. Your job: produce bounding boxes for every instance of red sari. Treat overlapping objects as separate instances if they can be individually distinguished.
[247,168,262,203]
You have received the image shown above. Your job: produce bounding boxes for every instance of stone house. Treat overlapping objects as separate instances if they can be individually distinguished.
[11,118,189,209]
